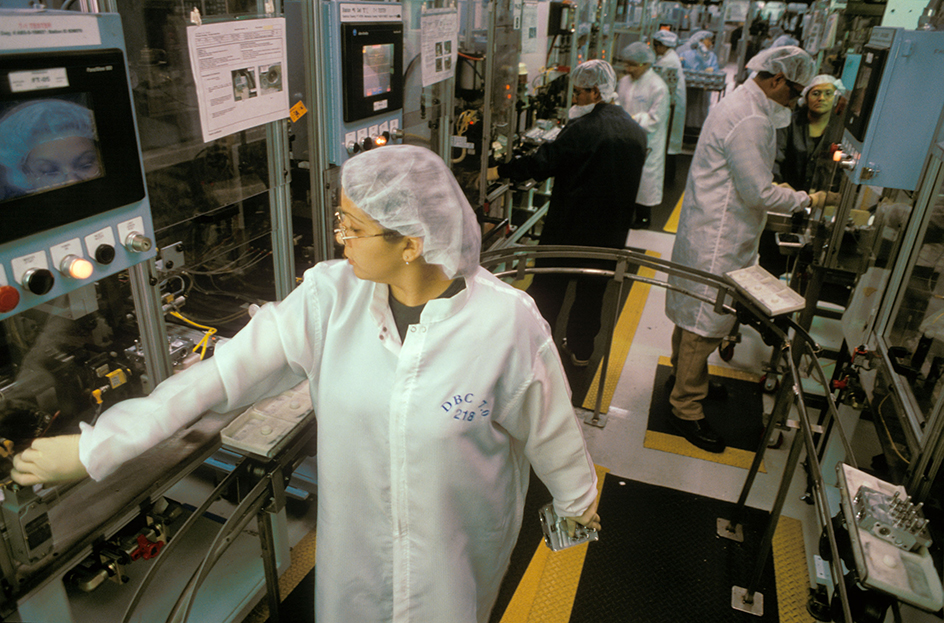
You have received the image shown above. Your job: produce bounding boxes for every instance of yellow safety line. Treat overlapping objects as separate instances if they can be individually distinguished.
[500,465,609,623]
[774,516,818,623]
[581,251,661,412]
[244,528,318,623]
[663,192,683,234]
[656,355,761,382]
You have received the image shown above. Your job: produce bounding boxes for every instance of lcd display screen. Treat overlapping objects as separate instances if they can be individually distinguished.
[0,94,105,204]
[362,43,394,97]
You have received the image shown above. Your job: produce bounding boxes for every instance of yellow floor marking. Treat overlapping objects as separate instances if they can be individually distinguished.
[643,430,765,471]
[581,251,661,412]
[663,192,683,234]
[774,516,818,623]
[500,465,609,623]
[244,527,318,623]
[647,356,765,470]
[657,355,762,383]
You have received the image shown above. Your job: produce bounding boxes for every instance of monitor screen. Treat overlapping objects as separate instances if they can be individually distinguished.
[362,43,394,98]
[0,94,106,204]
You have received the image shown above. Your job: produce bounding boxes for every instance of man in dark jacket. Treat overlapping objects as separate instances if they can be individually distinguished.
[489,60,647,381]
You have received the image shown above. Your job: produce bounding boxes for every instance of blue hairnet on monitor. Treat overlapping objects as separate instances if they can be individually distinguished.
[571,59,618,102]
[0,99,97,191]
[341,145,482,279]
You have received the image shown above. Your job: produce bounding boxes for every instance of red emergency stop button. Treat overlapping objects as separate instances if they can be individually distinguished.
[0,286,20,313]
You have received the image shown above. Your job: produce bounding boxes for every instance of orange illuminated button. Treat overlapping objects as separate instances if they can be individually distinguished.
[0,286,19,313]
[60,255,95,280]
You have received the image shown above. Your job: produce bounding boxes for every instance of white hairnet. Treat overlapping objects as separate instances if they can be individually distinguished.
[571,59,618,103]
[800,74,846,100]
[652,30,679,48]
[746,45,815,85]
[620,41,655,65]
[689,30,715,45]
[0,99,96,190]
[770,34,799,48]
[341,145,481,279]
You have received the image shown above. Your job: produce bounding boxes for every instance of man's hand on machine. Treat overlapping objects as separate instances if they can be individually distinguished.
[809,190,842,210]
[10,435,87,486]
[564,495,601,537]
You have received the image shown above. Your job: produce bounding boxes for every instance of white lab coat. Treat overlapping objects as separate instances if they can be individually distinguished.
[665,80,810,338]
[654,49,687,155]
[617,71,670,207]
[80,260,598,623]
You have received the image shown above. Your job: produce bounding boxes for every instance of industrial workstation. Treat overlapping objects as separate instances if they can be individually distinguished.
[0,0,942,621]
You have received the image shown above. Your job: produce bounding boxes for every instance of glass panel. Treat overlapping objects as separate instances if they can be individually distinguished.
[885,167,944,422]
[116,4,272,224]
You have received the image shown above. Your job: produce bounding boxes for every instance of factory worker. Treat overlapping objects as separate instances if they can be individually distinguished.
[12,145,601,623]
[488,60,646,377]
[679,30,720,135]
[761,74,846,276]
[664,47,837,454]
[773,74,846,193]
[652,30,687,161]
[617,41,670,229]
[679,30,719,73]
[0,99,102,197]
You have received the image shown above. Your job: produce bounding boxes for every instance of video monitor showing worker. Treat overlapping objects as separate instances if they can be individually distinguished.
[362,43,394,97]
[0,95,105,204]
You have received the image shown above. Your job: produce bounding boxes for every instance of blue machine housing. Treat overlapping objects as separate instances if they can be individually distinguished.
[840,28,944,190]
[0,11,156,321]
[322,0,404,165]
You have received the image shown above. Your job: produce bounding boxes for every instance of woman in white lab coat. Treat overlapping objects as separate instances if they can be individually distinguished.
[617,41,670,229]
[652,30,687,158]
[12,145,601,623]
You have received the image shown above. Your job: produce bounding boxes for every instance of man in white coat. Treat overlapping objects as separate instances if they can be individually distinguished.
[617,41,670,230]
[652,30,686,178]
[665,46,837,453]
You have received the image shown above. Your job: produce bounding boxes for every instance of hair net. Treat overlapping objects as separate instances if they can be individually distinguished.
[0,99,96,190]
[689,30,715,45]
[651,30,679,48]
[770,34,799,48]
[800,74,846,100]
[571,59,618,103]
[746,45,815,85]
[341,145,481,279]
[620,42,655,65]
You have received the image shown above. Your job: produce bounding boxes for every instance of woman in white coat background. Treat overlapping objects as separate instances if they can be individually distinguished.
[651,30,686,180]
[11,145,602,623]
[617,41,670,229]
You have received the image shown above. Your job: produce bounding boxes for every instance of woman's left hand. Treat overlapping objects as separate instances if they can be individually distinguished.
[565,496,601,537]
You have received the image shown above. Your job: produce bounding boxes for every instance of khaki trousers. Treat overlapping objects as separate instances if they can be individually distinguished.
[669,325,723,421]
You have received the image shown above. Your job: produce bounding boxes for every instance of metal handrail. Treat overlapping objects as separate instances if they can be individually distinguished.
[479,244,857,621]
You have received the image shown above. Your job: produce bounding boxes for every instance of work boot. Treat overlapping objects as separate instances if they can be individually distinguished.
[669,416,726,453]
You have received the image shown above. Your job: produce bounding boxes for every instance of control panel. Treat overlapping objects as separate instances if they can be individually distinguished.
[0,13,156,321]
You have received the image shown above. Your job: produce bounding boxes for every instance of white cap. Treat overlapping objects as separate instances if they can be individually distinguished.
[571,59,618,102]
[652,30,679,48]
[746,45,815,86]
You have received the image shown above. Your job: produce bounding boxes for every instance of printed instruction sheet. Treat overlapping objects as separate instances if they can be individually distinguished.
[420,9,458,88]
[187,18,289,142]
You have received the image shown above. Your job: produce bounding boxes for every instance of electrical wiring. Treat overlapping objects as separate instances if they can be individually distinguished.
[875,393,911,465]
[168,311,218,360]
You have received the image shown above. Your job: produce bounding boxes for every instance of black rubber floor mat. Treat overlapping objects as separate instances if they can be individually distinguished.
[648,363,765,452]
[570,474,780,622]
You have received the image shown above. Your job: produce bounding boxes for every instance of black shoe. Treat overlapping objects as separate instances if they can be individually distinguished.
[665,375,729,401]
[669,416,726,453]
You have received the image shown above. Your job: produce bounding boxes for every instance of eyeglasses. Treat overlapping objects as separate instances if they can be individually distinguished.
[808,89,836,99]
[334,212,386,245]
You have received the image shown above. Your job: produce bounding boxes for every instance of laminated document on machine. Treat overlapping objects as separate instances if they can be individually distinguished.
[724,265,806,317]
[221,381,314,459]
